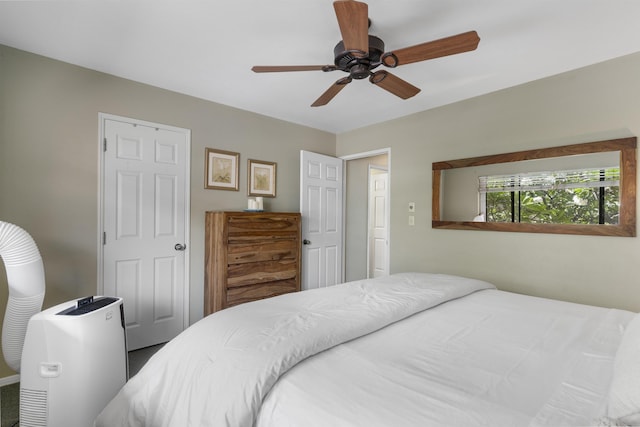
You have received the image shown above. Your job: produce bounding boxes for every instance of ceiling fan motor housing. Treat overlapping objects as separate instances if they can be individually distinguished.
[334,35,384,79]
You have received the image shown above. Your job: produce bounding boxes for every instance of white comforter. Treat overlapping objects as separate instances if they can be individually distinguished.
[95,273,495,427]
[257,286,633,427]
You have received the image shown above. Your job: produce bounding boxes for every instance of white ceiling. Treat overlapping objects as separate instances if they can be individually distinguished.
[2,1,640,134]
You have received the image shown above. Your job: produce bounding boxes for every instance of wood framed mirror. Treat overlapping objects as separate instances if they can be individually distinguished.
[432,137,637,237]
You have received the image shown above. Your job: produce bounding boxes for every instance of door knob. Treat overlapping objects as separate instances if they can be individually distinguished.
[174,243,186,251]
[303,239,311,245]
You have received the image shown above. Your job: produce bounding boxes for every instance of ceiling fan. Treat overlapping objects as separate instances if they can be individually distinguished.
[252,0,480,107]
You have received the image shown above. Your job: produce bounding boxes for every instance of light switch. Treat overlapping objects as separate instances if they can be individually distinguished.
[408,215,415,226]
[408,202,416,212]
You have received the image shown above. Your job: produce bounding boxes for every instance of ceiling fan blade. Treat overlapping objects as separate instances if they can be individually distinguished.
[333,0,369,58]
[381,30,480,67]
[252,65,336,73]
[311,77,352,107]
[369,71,420,99]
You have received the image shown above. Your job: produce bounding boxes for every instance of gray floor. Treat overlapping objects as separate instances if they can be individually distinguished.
[0,383,18,427]
[0,343,165,427]
[128,343,165,377]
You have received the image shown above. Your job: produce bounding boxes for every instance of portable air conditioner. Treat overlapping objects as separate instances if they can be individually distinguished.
[19,296,128,427]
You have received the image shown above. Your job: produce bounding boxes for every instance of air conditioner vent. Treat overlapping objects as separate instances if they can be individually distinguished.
[20,388,48,427]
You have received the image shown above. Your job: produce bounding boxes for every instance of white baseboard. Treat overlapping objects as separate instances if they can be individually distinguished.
[0,374,19,387]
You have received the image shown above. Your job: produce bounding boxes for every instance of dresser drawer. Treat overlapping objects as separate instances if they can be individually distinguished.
[227,259,298,287]
[227,240,297,264]
[227,215,299,234]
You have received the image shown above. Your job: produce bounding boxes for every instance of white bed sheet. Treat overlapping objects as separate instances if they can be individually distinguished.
[256,289,633,427]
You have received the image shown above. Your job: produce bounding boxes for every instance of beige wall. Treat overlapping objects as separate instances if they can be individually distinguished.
[0,45,335,379]
[337,51,640,314]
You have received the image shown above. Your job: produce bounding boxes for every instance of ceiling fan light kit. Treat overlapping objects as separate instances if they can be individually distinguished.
[252,0,480,107]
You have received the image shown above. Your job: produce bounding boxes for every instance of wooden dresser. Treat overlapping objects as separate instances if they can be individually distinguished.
[204,211,301,315]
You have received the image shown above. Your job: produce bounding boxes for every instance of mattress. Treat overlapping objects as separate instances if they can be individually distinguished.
[95,273,635,427]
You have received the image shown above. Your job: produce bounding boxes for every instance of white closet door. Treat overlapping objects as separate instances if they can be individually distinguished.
[102,117,190,350]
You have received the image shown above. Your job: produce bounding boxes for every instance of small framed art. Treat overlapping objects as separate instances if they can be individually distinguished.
[248,159,277,197]
[205,148,239,191]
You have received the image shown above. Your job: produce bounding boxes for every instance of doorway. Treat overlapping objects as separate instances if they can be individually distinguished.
[98,114,191,350]
[343,149,390,282]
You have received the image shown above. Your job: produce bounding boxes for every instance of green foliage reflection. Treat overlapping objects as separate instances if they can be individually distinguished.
[486,186,619,224]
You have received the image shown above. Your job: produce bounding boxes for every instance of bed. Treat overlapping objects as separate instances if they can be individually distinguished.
[95,273,640,427]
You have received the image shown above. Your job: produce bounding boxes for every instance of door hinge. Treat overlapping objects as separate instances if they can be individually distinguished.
[103,137,107,152]
[103,232,106,245]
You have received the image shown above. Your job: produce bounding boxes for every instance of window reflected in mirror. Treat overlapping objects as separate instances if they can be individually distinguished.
[481,166,620,225]
[432,137,636,237]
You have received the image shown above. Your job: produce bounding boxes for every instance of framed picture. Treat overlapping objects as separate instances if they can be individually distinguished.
[205,148,239,191]
[248,159,277,197]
